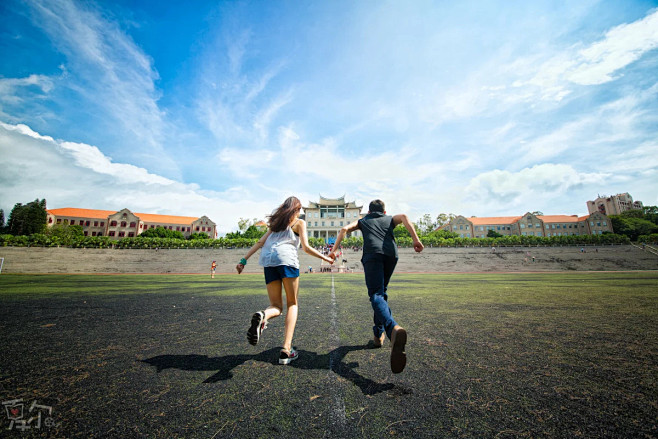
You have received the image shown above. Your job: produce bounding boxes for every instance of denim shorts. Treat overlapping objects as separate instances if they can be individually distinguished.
[264,265,300,284]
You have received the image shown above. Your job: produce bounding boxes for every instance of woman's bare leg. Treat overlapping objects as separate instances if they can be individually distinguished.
[281,277,300,351]
[264,280,284,320]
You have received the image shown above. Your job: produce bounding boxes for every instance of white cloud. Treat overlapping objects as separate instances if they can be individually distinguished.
[513,9,658,101]
[0,74,54,102]
[198,31,291,147]
[568,9,658,85]
[465,164,609,209]
[0,122,272,233]
[24,0,175,173]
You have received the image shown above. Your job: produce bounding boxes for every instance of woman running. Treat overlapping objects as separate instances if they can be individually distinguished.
[236,196,334,364]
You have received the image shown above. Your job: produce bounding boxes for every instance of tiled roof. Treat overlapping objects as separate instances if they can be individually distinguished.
[47,208,117,219]
[468,216,522,225]
[136,213,199,224]
[537,215,581,223]
[48,208,201,225]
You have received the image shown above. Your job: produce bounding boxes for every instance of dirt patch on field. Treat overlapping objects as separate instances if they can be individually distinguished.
[0,245,656,274]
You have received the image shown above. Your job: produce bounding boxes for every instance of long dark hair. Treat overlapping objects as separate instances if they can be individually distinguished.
[269,196,302,232]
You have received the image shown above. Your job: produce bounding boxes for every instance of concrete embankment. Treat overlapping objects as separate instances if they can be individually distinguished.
[0,245,656,274]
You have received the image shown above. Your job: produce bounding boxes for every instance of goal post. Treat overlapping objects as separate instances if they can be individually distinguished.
[0,257,4,274]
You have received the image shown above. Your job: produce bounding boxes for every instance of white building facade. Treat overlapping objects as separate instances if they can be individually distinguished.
[302,196,363,244]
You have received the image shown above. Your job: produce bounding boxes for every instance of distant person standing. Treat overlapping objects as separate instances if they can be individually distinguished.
[330,199,423,373]
[211,260,217,278]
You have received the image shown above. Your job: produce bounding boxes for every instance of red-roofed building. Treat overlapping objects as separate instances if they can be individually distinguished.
[47,208,216,239]
[440,211,612,238]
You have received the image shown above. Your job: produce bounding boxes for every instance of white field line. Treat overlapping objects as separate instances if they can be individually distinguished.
[328,274,347,431]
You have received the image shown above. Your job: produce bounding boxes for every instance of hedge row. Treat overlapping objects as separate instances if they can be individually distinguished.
[638,234,658,244]
[0,232,630,249]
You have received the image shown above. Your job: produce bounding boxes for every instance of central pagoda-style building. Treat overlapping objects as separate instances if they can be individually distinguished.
[302,195,363,244]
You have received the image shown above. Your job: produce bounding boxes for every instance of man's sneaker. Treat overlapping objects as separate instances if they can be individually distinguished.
[247,311,266,346]
[373,332,386,348]
[278,348,298,365]
[390,326,407,374]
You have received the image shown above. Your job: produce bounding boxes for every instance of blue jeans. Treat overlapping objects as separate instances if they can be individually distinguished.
[361,253,398,340]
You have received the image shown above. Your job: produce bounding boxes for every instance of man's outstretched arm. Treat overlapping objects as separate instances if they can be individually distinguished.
[330,220,360,258]
[392,214,424,253]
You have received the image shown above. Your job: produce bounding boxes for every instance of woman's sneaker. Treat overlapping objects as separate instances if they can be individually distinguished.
[278,348,298,365]
[247,311,266,345]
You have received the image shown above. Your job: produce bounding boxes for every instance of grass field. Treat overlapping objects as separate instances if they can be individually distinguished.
[0,272,656,438]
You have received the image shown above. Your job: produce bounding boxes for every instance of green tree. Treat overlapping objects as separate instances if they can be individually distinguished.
[242,225,267,239]
[47,223,84,245]
[188,232,211,240]
[642,206,658,225]
[393,224,411,238]
[415,214,436,235]
[607,215,657,241]
[487,229,503,238]
[140,226,185,240]
[0,209,5,233]
[238,217,259,233]
[435,213,456,228]
[7,199,47,235]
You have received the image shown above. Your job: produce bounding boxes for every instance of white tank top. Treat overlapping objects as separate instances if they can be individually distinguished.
[258,225,301,268]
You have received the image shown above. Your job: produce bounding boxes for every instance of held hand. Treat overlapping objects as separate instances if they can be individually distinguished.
[236,263,244,274]
[413,240,424,253]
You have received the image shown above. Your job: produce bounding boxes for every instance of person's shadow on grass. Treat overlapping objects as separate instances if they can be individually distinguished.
[141,343,395,396]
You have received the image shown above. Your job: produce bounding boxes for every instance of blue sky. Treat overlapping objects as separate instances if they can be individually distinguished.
[1,0,657,233]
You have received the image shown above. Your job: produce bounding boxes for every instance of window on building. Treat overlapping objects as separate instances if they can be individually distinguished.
[121,221,127,227]
[129,222,136,228]
[70,220,76,225]
[597,222,601,227]
[322,221,325,226]
[315,213,319,218]
[109,231,115,237]
[314,222,318,227]
[340,221,343,226]
[118,231,125,237]
[84,231,88,236]
[85,221,90,226]
[94,221,98,227]
[128,232,135,237]
[603,221,607,226]
[590,221,594,226]
[520,224,525,228]
[169,226,172,230]
[92,232,96,236]
[459,225,463,230]
[101,222,105,227]
[196,227,200,231]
